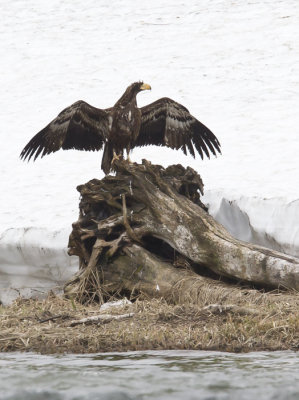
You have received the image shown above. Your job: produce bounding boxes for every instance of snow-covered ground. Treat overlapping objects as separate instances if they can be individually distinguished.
[1,0,299,304]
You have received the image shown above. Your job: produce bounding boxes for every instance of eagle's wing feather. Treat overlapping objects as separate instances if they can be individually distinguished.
[20,101,110,161]
[136,97,221,159]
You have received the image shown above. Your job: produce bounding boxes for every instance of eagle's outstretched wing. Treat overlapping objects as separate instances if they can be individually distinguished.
[20,101,110,161]
[135,97,221,159]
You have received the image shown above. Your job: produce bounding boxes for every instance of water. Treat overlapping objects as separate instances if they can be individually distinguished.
[0,351,298,400]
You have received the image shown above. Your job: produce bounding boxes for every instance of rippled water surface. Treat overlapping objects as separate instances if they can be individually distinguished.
[0,351,299,400]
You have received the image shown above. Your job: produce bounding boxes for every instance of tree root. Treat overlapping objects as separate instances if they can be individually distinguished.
[64,159,299,303]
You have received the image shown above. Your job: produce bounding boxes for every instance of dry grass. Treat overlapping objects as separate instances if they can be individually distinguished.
[0,284,299,354]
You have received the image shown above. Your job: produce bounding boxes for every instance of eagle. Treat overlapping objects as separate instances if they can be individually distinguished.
[20,82,221,174]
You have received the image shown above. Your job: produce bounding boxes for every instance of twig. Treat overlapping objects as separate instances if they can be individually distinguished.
[121,194,142,243]
[202,304,258,315]
[69,312,134,327]
[38,315,70,324]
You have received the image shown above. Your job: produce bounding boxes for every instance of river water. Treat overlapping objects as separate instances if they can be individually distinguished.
[0,351,298,400]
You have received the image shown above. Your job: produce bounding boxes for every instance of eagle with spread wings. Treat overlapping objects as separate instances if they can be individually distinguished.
[20,82,221,174]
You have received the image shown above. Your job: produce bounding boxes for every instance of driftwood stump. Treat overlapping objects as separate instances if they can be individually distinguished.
[64,159,299,303]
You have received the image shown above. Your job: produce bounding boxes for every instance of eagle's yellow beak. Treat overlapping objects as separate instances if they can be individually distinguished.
[140,83,151,91]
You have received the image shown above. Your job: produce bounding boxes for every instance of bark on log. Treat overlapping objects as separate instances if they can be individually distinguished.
[64,159,299,302]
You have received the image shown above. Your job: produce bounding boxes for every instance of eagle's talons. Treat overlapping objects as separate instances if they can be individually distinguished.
[112,151,121,165]
[126,155,133,164]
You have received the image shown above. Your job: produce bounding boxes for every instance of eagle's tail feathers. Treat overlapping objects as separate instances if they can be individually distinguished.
[101,143,113,174]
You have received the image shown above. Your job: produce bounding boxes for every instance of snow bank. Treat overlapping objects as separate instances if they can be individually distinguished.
[204,192,299,258]
[0,228,77,305]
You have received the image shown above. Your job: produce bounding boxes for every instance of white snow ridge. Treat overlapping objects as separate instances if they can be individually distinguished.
[204,192,299,258]
[1,0,299,304]
[0,228,77,305]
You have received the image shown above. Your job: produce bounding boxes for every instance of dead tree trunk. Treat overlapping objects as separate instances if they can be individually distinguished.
[64,159,299,302]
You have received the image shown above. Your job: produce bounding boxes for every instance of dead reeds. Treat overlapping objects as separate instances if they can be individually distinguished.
[0,283,298,354]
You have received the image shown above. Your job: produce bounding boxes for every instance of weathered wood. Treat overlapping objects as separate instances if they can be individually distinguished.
[69,313,134,327]
[64,159,299,302]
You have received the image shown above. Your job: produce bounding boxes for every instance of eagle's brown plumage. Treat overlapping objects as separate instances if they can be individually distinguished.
[20,82,221,174]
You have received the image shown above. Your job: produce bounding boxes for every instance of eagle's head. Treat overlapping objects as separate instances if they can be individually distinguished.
[116,82,151,106]
[131,81,151,93]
